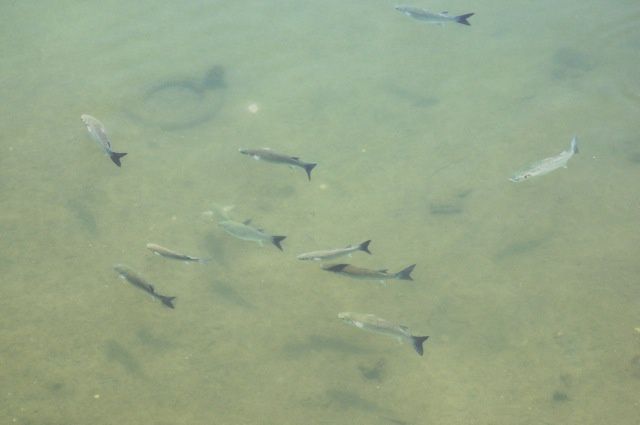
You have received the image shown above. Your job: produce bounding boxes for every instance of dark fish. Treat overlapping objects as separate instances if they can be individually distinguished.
[239,148,317,181]
[322,263,415,282]
[113,264,176,308]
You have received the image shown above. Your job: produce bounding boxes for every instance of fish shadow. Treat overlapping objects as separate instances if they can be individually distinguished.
[209,279,256,309]
[321,389,403,422]
[104,340,146,379]
[282,335,369,358]
[201,233,229,267]
[427,188,473,217]
[550,48,595,80]
[65,198,99,235]
[494,237,548,261]
[135,328,176,351]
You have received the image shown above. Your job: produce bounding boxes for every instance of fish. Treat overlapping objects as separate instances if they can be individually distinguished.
[239,148,317,180]
[146,243,207,263]
[395,6,474,26]
[322,263,415,282]
[219,218,286,251]
[510,136,579,182]
[113,264,176,309]
[80,114,127,167]
[338,312,429,356]
[297,240,372,261]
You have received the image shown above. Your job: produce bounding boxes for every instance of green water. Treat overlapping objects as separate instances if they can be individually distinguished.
[1,1,639,424]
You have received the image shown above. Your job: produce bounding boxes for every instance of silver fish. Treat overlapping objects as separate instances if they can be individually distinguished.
[338,312,429,356]
[510,136,579,182]
[113,264,176,308]
[297,240,372,261]
[80,114,127,167]
[219,218,286,251]
[322,263,415,282]
[395,6,474,26]
[146,243,206,263]
[239,148,317,180]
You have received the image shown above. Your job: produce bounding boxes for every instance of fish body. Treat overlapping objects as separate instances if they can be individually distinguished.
[219,219,286,251]
[395,6,474,26]
[80,114,127,167]
[113,264,176,308]
[146,243,205,263]
[322,263,415,282]
[239,148,317,180]
[297,240,372,261]
[338,312,429,355]
[510,136,579,182]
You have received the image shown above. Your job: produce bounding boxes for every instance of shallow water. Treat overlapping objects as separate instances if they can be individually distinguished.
[1,1,639,424]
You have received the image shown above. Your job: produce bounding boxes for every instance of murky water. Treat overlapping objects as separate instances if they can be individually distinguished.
[1,1,639,424]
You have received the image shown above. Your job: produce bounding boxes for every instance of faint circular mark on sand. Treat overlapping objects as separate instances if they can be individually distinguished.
[124,65,227,131]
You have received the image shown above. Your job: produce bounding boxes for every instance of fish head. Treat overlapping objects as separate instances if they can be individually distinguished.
[509,173,531,183]
[80,114,92,128]
[338,312,354,325]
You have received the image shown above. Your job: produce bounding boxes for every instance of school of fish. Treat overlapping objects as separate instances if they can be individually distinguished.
[78,6,584,362]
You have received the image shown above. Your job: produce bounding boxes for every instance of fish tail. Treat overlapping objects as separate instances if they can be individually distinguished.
[395,264,416,280]
[571,136,579,154]
[303,163,317,181]
[359,240,372,255]
[159,295,176,309]
[271,235,287,251]
[411,335,429,356]
[455,13,474,25]
[110,151,127,167]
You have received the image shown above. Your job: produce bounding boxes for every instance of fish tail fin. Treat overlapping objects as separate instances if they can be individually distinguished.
[110,151,127,167]
[304,163,317,181]
[411,335,429,356]
[159,295,176,309]
[395,264,416,280]
[271,235,287,251]
[571,136,579,154]
[455,12,474,25]
[359,240,372,255]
